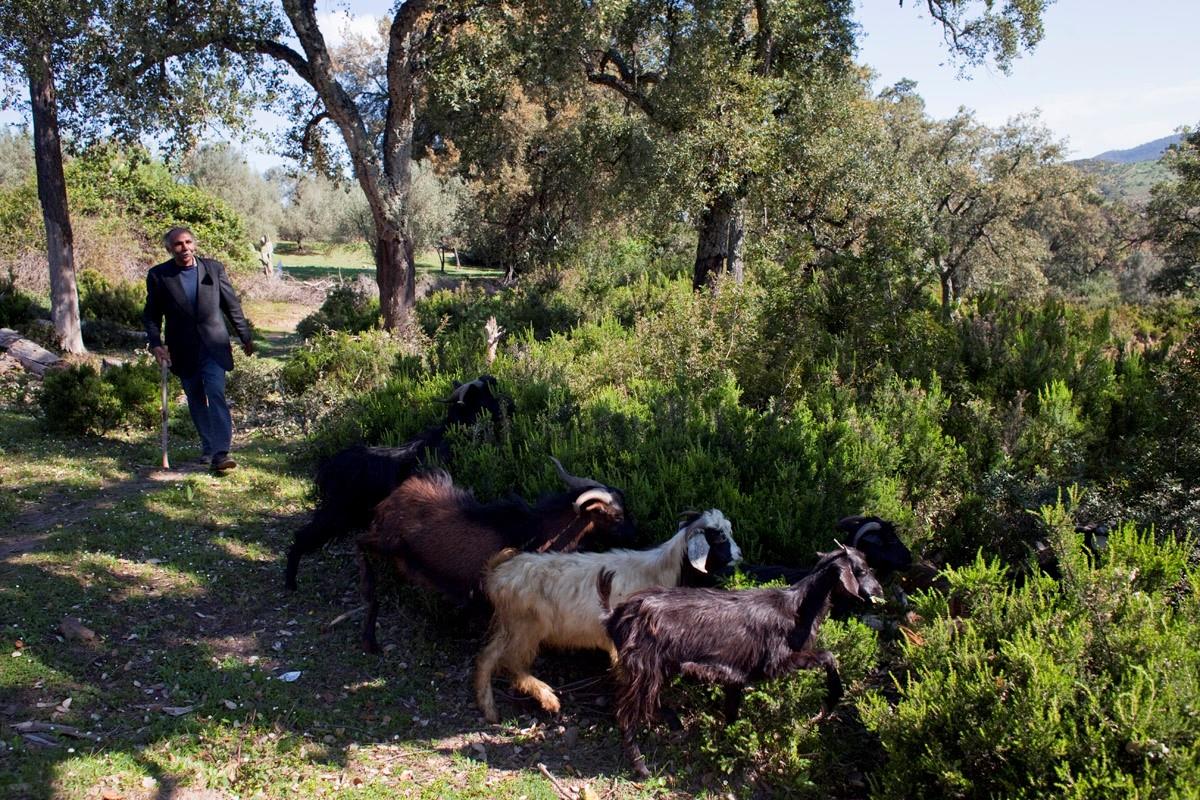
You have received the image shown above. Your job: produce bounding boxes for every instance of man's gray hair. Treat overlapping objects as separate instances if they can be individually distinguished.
[163,226,195,250]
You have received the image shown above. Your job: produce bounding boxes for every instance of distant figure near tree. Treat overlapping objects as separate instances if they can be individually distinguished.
[258,235,274,277]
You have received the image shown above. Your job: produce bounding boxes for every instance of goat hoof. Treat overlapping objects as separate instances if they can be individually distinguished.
[631,760,650,779]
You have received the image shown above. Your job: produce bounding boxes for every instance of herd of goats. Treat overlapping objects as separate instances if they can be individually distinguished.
[282,376,914,777]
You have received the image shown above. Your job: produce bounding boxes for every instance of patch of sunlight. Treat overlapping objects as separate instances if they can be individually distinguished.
[33,552,205,600]
[0,645,77,690]
[212,537,275,562]
[345,677,388,693]
[52,750,148,799]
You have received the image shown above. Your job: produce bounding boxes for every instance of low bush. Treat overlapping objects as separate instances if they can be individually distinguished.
[38,358,160,435]
[295,282,380,340]
[860,493,1200,799]
[77,269,144,328]
[0,270,42,327]
[279,329,409,398]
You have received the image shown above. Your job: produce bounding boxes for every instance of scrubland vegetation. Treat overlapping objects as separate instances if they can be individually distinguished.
[3,1,1200,797]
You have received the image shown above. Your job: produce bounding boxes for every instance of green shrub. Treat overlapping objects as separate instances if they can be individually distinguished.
[102,358,160,429]
[37,358,160,435]
[280,328,412,399]
[77,268,144,327]
[860,494,1200,799]
[0,270,41,327]
[295,282,380,340]
[39,364,122,434]
[683,617,880,794]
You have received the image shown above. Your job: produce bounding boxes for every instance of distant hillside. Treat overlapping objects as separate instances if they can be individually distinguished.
[1071,159,1172,207]
[1069,134,1181,206]
[1091,134,1183,164]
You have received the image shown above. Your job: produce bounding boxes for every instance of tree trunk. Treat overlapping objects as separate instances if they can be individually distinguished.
[939,263,954,320]
[726,201,745,283]
[27,48,84,354]
[376,228,415,330]
[693,194,738,290]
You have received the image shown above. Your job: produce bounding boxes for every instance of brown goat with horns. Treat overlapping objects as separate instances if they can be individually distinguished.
[357,457,635,652]
[600,544,884,778]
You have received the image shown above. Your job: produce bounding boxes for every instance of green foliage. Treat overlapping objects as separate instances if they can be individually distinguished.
[0,269,42,326]
[100,357,160,429]
[861,494,1200,799]
[76,269,143,327]
[39,364,122,434]
[37,359,157,434]
[686,618,880,794]
[279,329,405,398]
[1148,126,1200,296]
[68,145,252,269]
[0,145,253,271]
[295,282,380,340]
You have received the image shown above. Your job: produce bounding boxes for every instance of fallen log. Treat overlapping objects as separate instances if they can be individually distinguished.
[0,328,61,377]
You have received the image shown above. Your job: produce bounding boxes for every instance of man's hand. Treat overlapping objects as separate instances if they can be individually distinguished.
[242,340,255,356]
[152,346,171,367]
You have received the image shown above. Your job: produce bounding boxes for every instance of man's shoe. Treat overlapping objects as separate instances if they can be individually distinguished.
[211,453,237,472]
[196,453,214,465]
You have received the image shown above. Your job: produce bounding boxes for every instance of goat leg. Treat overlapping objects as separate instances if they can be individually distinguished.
[783,650,841,712]
[722,684,745,722]
[284,514,335,590]
[621,723,651,779]
[357,548,382,654]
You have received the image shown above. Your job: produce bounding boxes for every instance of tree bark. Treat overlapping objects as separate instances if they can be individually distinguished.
[27,46,84,354]
[375,228,415,329]
[726,200,746,283]
[693,193,738,289]
[938,257,954,319]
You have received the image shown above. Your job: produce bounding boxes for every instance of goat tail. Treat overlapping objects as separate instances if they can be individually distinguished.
[614,639,666,732]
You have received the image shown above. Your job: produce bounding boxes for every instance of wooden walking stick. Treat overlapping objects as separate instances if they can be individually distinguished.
[159,361,171,469]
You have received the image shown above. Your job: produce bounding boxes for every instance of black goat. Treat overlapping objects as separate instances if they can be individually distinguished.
[284,376,509,590]
[357,458,636,653]
[737,514,910,585]
[601,545,884,778]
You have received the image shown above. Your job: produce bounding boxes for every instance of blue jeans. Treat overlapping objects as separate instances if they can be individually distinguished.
[179,357,232,458]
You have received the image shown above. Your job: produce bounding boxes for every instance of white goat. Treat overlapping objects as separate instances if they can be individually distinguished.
[474,509,741,723]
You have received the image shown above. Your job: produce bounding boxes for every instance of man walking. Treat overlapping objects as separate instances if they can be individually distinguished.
[143,226,254,472]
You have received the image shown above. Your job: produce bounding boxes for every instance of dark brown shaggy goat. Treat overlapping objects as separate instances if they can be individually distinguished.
[600,545,884,778]
[284,376,509,590]
[357,459,635,653]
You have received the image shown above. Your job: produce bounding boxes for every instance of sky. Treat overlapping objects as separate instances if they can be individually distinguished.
[854,0,1200,158]
[3,1,1197,169]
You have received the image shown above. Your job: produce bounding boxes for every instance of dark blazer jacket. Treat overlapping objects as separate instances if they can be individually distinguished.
[143,257,253,377]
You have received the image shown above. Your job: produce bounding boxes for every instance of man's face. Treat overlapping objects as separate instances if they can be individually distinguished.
[168,232,197,267]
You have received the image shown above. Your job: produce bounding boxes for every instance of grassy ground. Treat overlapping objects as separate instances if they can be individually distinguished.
[1,412,700,800]
[275,243,504,281]
[0,303,743,799]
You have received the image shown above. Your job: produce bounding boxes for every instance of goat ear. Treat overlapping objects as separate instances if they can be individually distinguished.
[838,559,860,597]
[687,531,711,573]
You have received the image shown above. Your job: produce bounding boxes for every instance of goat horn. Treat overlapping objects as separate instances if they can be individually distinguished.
[574,488,614,512]
[850,521,881,547]
[549,456,604,490]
